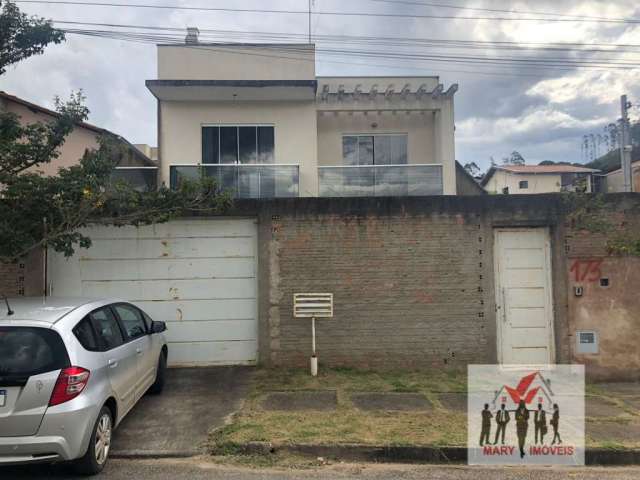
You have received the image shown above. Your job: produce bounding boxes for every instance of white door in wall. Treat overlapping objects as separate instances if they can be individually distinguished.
[48,219,258,366]
[494,228,554,364]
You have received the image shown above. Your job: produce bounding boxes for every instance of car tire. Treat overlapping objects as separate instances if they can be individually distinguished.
[148,351,166,395]
[74,406,112,476]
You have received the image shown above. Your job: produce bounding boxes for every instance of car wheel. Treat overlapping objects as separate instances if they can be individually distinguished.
[74,406,112,475]
[148,351,166,394]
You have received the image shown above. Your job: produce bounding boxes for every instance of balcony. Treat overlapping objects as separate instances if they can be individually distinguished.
[112,167,158,192]
[318,164,443,197]
[170,164,299,198]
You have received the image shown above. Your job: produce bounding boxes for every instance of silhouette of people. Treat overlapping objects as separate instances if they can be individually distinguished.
[534,403,547,444]
[479,403,493,446]
[493,403,510,445]
[550,403,562,445]
[515,400,530,458]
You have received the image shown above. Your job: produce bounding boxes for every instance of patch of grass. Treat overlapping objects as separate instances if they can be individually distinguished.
[208,367,468,453]
[210,452,324,469]
[208,367,640,454]
[596,441,629,451]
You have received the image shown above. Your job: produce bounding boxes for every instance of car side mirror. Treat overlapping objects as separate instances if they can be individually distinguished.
[150,321,167,334]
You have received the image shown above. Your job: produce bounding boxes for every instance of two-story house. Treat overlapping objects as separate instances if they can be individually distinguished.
[145,34,458,198]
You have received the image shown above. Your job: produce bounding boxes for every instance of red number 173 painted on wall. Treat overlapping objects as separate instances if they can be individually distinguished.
[570,259,603,283]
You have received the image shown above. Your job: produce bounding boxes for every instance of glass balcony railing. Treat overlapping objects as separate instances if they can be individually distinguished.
[112,167,158,192]
[170,164,299,198]
[318,164,443,197]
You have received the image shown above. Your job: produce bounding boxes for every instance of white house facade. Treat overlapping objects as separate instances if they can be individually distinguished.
[145,37,458,198]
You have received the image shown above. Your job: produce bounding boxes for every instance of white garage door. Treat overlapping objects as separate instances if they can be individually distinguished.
[48,219,258,366]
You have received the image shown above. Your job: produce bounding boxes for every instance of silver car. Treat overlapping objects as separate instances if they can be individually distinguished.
[0,297,168,475]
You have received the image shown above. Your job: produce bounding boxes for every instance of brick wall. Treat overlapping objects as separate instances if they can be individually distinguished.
[0,260,25,297]
[265,212,488,369]
[254,194,640,374]
[564,195,640,381]
[256,195,576,369]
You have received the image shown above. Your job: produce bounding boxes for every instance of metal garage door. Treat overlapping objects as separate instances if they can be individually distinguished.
[48,219,258,366]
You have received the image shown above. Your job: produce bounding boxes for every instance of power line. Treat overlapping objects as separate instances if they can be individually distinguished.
[363,0,631,22]
[62,29,551,78]
[51,20,640,51]
[15,0,640,24]
[58,27,640,71]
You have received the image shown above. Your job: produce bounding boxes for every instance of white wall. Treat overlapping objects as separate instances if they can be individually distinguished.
[606,162,640,192]
[485,171,562,194]
[317,111,436,166]
[158,45,315,81]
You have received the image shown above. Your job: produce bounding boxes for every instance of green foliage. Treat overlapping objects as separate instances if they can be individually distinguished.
[607,234,640,256]
[563,193,612,233]
[563,193,640,257]
[0,0,65,74]
[502,150,525,166]
[0,94,231,263]
[0,91,88,179]
[0,1,231,264]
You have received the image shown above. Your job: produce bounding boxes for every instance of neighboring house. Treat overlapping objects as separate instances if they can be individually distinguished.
[145,35,458,197]
[481,164,600,194]
[0,91,157,297]
[604,160,640,193]
[456,161,486,195]
[134,143,159,162]
[0,91,157,191]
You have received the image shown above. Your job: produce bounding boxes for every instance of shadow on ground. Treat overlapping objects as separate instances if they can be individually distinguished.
[112,366,254,455]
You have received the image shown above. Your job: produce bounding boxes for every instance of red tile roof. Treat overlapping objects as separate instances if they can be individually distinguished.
[496,164,599,174]
[0,90,105,134]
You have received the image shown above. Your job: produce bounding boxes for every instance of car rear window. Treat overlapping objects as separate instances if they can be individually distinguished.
[0,327,70,380]
[73,318,99,351]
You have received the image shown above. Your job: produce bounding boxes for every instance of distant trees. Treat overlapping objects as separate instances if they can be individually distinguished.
[502,151,525,166]
[463,161,482,178]
[582,120,640,163]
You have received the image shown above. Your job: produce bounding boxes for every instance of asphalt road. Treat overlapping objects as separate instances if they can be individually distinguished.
[3,458,640,480]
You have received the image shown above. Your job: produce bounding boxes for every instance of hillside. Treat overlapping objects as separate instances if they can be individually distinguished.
[585,146,640,173]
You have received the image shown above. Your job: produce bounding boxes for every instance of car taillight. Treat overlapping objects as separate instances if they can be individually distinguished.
[49,367,90,406]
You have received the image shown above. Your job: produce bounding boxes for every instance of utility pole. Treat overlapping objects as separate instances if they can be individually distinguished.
[620,95,633,192]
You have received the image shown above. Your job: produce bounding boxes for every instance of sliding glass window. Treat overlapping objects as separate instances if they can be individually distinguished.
[342,134,408,165]
[202,125,274,164]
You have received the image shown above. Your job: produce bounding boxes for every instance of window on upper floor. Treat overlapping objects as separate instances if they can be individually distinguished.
[342,134,408,166]
[519,180,529,189]
[202,126,274,164]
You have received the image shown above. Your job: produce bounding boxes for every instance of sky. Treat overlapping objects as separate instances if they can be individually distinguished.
[1,0,640,171]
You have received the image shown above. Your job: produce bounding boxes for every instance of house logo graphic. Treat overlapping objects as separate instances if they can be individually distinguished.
[468,365,585,466]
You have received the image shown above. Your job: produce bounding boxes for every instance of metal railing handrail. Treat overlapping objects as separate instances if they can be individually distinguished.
[318,163,442,169]
[170,163,300,168]
[114,166,158,170]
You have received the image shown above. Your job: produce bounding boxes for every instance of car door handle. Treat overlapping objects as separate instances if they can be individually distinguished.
[108,359,118,368]
[136,348,143,356]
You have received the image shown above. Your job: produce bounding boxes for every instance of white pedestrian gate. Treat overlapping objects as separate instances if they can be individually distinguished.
[48,219,258,366]
[493,228,555,365]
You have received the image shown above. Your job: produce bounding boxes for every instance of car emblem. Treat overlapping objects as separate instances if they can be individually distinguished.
[36,380,43,392]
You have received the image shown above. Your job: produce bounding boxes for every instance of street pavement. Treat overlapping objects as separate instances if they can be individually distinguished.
[3,458,640,480]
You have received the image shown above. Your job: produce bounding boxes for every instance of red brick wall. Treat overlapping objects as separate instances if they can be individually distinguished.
[0,260,25,297]
[564,197,640,381]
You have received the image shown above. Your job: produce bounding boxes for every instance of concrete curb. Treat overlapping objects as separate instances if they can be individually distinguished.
[111,449,200,459]
[228,442,640,466]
